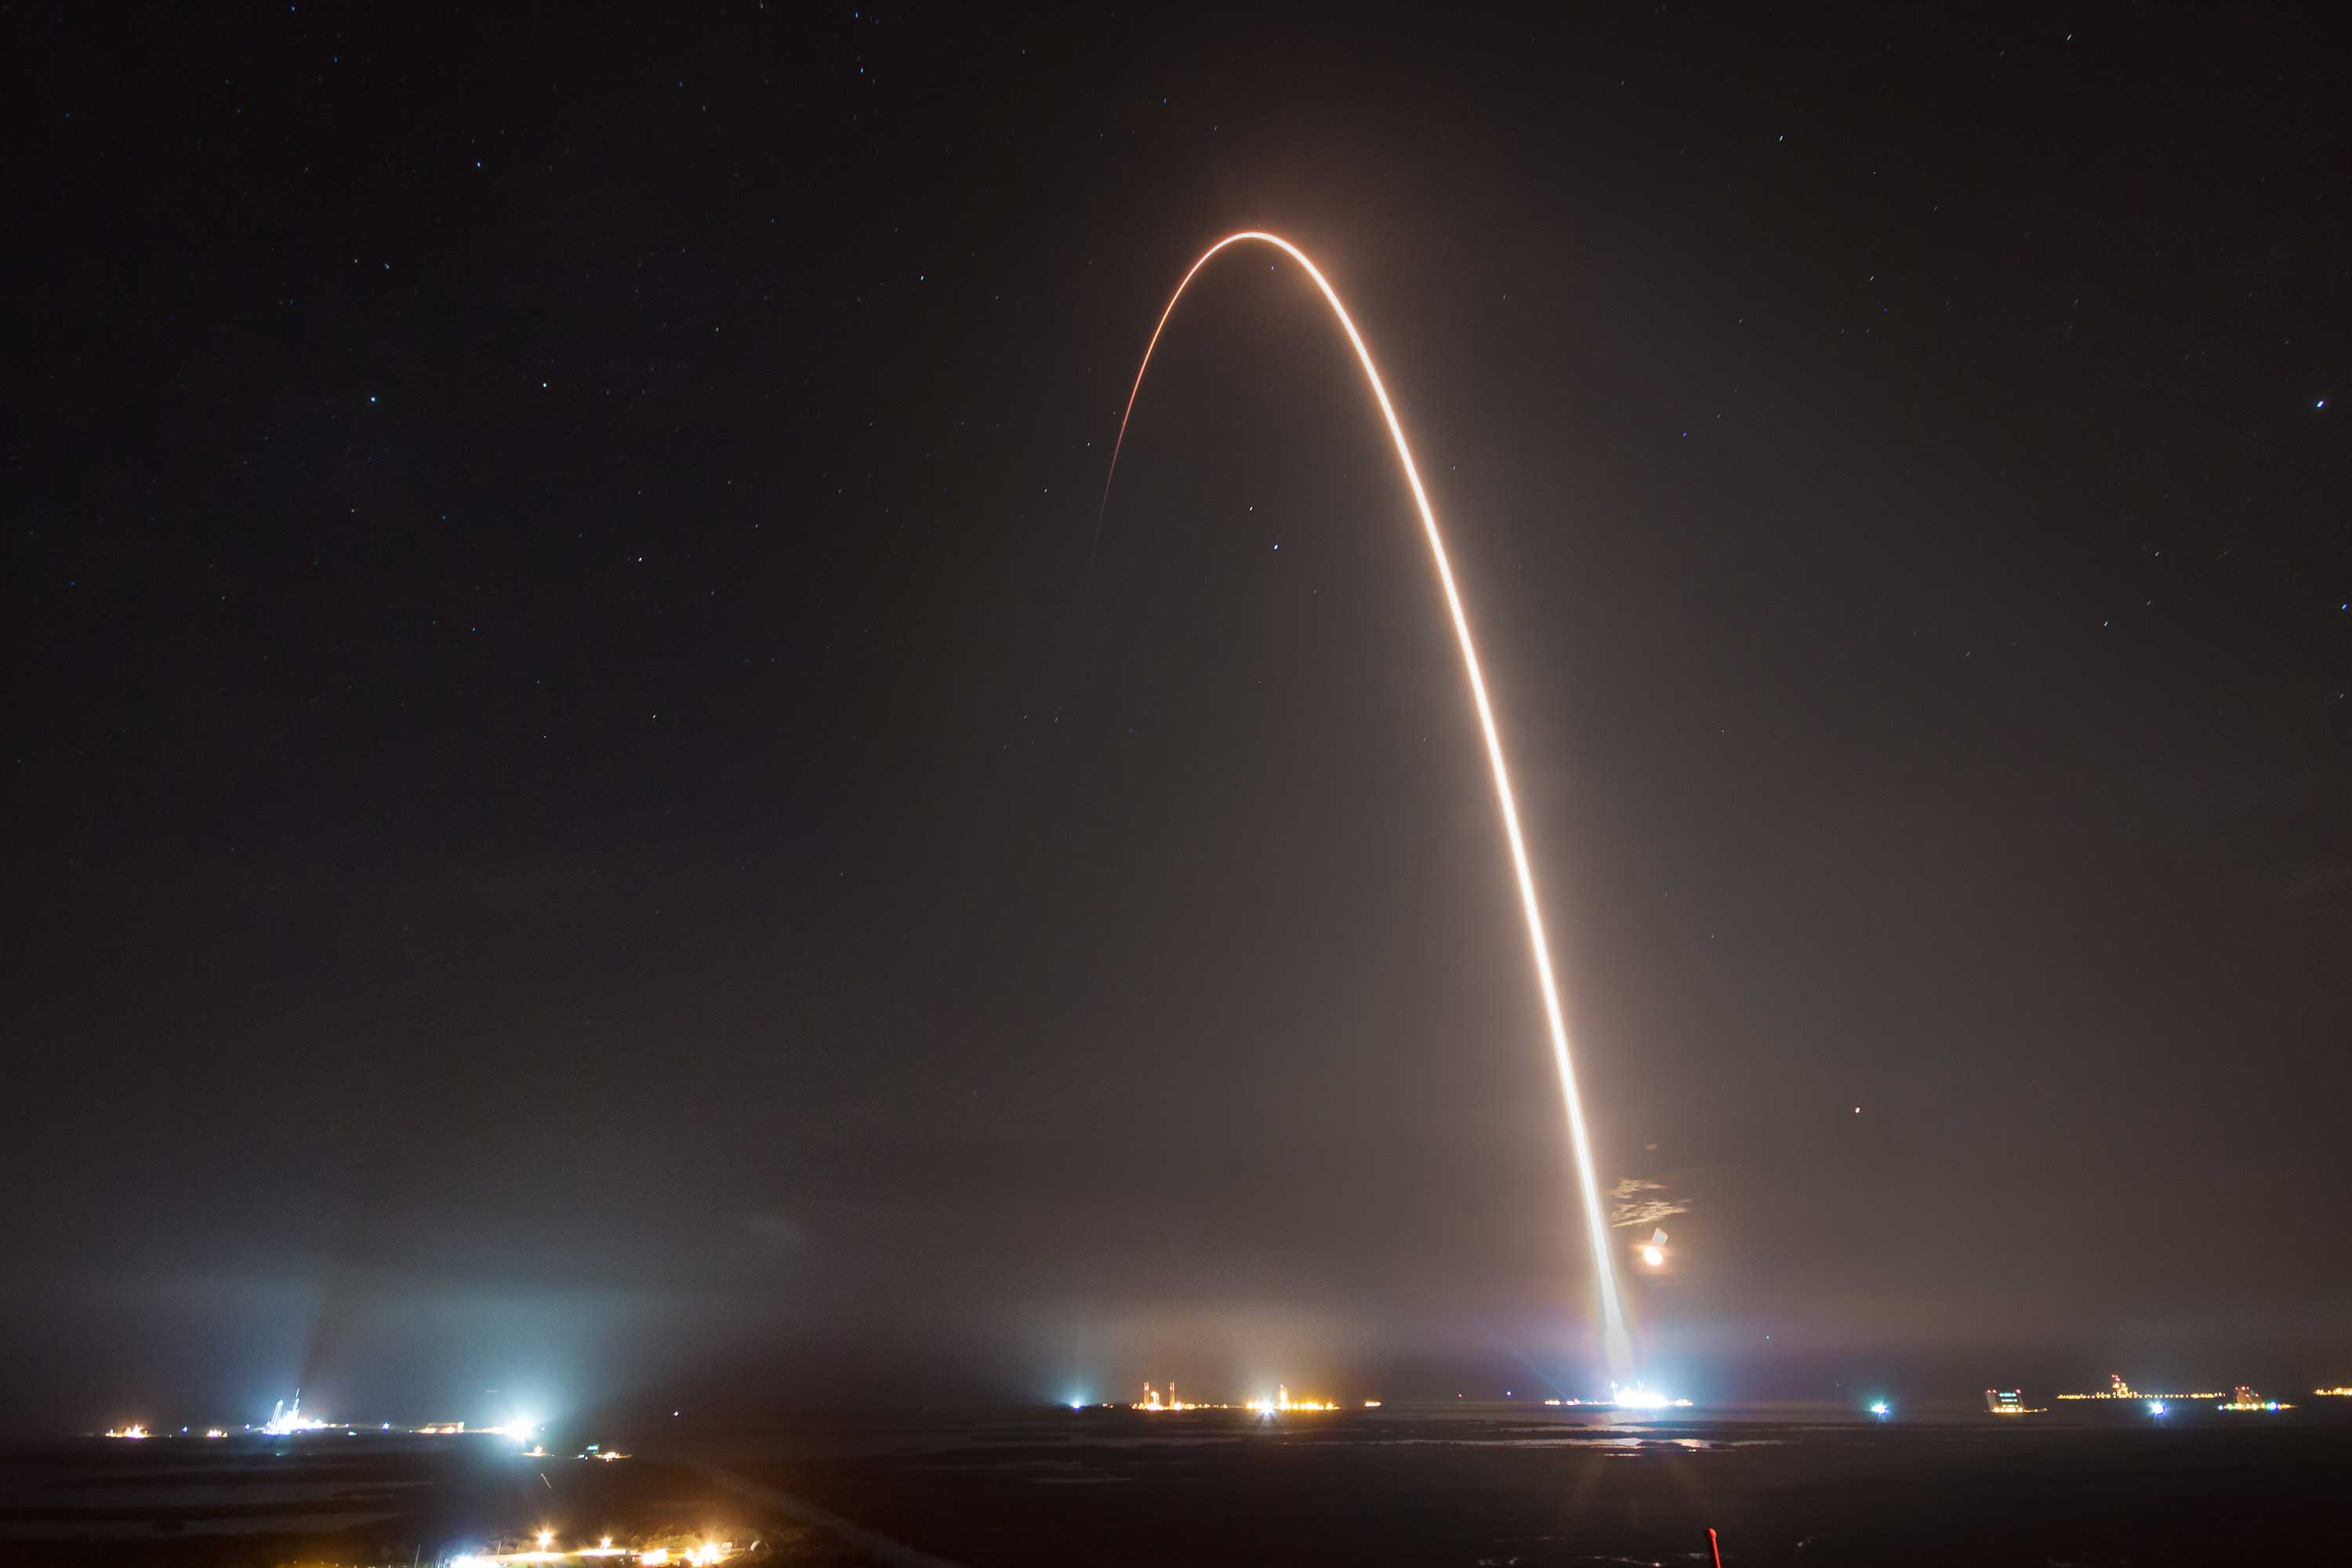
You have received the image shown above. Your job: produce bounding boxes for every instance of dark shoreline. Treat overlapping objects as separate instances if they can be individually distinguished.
[5,1406,2347,1565]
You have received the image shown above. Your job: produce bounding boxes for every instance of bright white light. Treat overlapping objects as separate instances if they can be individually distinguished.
[1613,1384,1675,1410]
[261,1400,325,1436]
[487,1413,543,1445]
[1641,1244,1664,1266]
[2147,1401,2166,1415]
[1869,1400,1891,1417]
[538,1529,554,1548]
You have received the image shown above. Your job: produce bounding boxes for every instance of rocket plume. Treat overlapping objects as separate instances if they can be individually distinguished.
[1098,232,1632,1384]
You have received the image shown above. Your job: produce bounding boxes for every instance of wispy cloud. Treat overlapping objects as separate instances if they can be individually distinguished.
[1608,1178,1690,1229]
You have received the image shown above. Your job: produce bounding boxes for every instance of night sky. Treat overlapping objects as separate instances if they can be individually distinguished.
[8,5,2347,1433]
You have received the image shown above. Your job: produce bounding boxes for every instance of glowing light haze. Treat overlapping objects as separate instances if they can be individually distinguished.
[1100,231,1632,1383]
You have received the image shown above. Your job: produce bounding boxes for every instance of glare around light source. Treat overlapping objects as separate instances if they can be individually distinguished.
[1610,1383,1690,1410]
[261,1395,325,1436]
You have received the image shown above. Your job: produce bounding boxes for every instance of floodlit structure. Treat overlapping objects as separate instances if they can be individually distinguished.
[1983,1389,2045,1415]
[1102,233,1632,1384]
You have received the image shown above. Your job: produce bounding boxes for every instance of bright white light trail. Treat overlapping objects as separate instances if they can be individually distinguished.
[1099,231,1632,1383]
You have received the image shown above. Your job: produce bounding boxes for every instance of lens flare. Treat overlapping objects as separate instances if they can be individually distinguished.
[1100,231,1632,1382]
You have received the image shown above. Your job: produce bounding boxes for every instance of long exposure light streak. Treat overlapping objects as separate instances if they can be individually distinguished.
[1098,231,1632,1382]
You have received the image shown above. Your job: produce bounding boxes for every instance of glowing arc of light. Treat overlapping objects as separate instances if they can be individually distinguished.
[1099,232,1631,1381]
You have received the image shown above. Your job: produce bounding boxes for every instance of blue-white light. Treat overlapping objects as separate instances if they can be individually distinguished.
[2147,1400,2166,1416]
[1868,1400,1891,1417]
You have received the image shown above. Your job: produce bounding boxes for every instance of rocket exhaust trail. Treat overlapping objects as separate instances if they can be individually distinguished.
[1098,233,1632,1384]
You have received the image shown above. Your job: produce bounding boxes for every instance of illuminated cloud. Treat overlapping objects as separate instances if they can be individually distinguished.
[1608,1178,1689,1229]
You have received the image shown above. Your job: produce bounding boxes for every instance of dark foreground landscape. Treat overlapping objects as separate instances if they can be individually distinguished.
[5,1403,2347,1566]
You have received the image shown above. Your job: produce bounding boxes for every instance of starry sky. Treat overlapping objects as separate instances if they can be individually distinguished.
[5,5,2347,1431]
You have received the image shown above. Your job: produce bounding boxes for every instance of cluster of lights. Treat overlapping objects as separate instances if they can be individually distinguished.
[455,1537,733,1566]
[1984,1389,2046,1415]
[1131,1382,1206,1412]
[2314,1387,2352,1398]
[102,1406,586,1446]
[1127,1381,1344,1414]
[2216,1385,2290,1413]
[2042,1375,2294,1413]
[1247,1386,1336,1414]
[2056,1374,2226,1402]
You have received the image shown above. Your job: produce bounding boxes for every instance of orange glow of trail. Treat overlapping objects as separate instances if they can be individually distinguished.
[1098,232,1632,1382]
